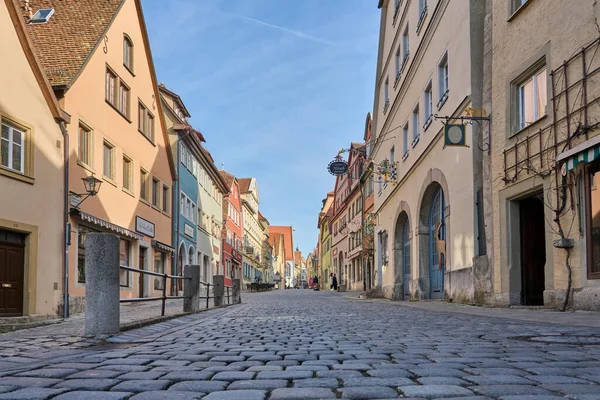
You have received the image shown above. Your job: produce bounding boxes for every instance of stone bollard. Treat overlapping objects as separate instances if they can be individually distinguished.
[85,233,120,336]
[232,278,241,304]
[183,264,200,313]
[213,275,225,307]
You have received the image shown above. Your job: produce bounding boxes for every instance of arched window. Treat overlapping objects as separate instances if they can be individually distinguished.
[123,34,133,72]
[188,246,194,265]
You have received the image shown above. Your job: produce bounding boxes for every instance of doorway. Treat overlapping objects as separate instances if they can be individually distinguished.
[0,240,24,316]
[429,187,445,299]
[139,248,146,298]
[519,195,546,305]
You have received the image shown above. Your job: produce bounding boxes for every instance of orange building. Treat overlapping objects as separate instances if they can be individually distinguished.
[269,226,294,287]
[24,0,175,315]
[219,170,243,287]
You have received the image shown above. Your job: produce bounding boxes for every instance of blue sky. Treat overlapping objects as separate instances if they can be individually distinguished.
[142,0,379,257]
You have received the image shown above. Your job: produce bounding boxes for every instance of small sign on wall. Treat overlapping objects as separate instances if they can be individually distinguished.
[184,223,194,238]
[136,216,155,238]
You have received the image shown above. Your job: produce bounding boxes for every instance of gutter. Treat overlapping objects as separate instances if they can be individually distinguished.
[59,121,70,318]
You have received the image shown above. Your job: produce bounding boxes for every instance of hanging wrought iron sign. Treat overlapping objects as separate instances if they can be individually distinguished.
[328,155,349,176]
[444,124,466,147]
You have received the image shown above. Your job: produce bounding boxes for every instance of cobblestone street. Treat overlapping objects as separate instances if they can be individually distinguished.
[0,290,600,399]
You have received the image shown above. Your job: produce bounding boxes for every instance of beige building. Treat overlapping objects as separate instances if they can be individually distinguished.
[0,0,69,316]
[24,0,175,315]
[371,0,486,301]
[239,178,262,283]
[485,0,600,310]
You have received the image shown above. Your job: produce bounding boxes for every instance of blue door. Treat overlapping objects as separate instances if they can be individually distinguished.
[429,188,445,299]
[402,220,411,298]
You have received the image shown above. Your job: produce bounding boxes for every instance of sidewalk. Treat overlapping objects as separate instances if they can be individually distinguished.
[356,295,600,328]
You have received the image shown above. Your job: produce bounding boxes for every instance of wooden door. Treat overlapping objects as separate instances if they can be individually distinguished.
[402,220,411,299]
[520,196,546,305]
[0,243,24,315]
[429,188,445,299]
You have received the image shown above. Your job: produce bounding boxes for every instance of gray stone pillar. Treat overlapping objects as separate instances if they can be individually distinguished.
[85,233,120,336]
[183,264,200,313]
[232,278,241,304]
[213,275,224,307]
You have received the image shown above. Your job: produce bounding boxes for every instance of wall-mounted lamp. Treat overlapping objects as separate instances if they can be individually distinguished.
[71,174,103,208]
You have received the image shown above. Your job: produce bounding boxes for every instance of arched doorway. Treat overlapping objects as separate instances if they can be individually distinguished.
[177,243,185,294]
[428,187,445,299]
[393,211,411,300]
[338,253,344,285]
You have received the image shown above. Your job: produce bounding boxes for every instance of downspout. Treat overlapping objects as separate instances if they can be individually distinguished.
[175,134,181,293]
[59,121,69,319]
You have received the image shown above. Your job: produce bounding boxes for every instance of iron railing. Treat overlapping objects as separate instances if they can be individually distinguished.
[199,280,216,309]
[119,266,190,316]
[225,284,232,305]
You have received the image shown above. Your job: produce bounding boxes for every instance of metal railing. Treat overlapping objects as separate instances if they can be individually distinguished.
[119,266,190,316]
[225,285,232,305]
[199,280,216,309]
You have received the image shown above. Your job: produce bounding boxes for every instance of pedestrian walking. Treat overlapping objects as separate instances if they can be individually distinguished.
[332,274,338,291]
[329,273,334,290]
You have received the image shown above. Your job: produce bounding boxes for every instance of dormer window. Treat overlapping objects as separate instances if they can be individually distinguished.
[123,35,134,73]
[30,8,54,24]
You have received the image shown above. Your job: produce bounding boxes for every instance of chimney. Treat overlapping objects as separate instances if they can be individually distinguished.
[24,0,33,19]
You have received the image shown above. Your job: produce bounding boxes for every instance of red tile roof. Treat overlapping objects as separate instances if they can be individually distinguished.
[238,178,252,193]
[269,226,293,261]
[218,170,234,191]
[23,0,124,87]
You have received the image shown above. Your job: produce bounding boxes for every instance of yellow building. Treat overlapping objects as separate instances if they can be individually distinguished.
[0,0,69,316]
[318,191,334,289]
[24,0,175,315]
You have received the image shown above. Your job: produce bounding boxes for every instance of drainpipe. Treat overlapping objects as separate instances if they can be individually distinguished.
[59,121,70,319]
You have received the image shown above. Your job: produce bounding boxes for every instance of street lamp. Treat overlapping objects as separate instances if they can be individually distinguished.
[72,174,103,208]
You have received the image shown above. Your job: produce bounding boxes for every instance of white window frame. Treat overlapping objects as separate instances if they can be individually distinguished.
[437,51,449,109]
[412,103,420,147]
[402,123,409,159]
[517,65,547,131]
[1,121,25,174]
[423,79,433,130]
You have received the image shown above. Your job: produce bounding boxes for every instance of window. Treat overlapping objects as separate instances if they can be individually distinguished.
[123,35,133,72]
[395,46,402,81]
[120,239,130,287]
[140,168,149,201]
[412,104,420,146]
[138,101,155,142]
[154,250,165,290]
[384,76,390,112]
[118,82,129,117]
[403,123,409,158]
[78,124,92,167]
[123,156,132,192]
[402,25,410,62]
[512,0,528,13]
[424,80,433,130]
[77,226,97,283]
[105,69,116,106]
[438,51,449,108]
[152,176,160,208]
[162,184,170,213]
[418,0,428,28]
[1,120,25,174]
[517,66,547,131]
[103,141,115,181]
[379,230,389,265]
[587,163,600,279]
[390,146,395,165]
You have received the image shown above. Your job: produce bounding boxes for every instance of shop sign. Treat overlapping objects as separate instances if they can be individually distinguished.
[184,223,194,238]
[135,216,155,237]
[328,155,349,176]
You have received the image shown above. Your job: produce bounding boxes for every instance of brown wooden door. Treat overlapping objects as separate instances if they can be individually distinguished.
[520,196,546,305]
[139,249,146,298]
[0,243,24,316]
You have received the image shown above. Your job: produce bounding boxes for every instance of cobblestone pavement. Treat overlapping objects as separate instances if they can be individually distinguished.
[1,290,600,399]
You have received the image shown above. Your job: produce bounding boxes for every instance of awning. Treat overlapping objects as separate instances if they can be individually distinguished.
[71,209,143,240]
[557,135,600,172]
[152,240,175,253]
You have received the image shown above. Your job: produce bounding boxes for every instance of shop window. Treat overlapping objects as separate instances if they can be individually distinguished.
[154,250,165,290]
[586,163,600,279]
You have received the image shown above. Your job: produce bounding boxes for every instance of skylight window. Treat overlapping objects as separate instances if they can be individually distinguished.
[30,8,54,24]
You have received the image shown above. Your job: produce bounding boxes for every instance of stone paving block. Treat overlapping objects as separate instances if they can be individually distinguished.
[293,378,339,388]
[170,355,212,362]
[409,368,465,378]
[209,356,245,363]
[0,387,69,400]
[343,377,416,387]
[0,387,15,394]
[246,366,283,372]
[15,368,79,378]
[201,390,266,400]
[101,358,152,365]
[117,371,167,380]
[284,355,317,362]
[417,377,470,386]
[464,367,528,376]
[161,371,215,381]
[228,361,264,368]
[110,379,171,392]
[316,370,363,380]
[66,369,122,379]
[319,354,356,361]
[464,374,536,385]
[256,370,313,380]
[0,377,61,388]
[524,367,583,377]
[331,363,371,371]
[188,362,227,369]
[399,385,476,399]
[367,368,412,378]
[54,378,121,391]
[129,390,204,399]
[302,360,340,366]
[203,365,246,372]
[269,387,337,399]
[227,379,288,390]
[151,360,191,367]
[211,371,255,381]
[267,360,300,367]
[527,375,594,384]
[500,396,568,400]
[52,391,133,399]
[97,365,152,372]
[286,365,330,372]
[52,363,102,370]
[168,380,228,392]
[470,384,554,397]
[541,384,600,395]
[338,386,398,399]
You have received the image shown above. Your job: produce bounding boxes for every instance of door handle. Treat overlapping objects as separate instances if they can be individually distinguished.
[1,283,12,288]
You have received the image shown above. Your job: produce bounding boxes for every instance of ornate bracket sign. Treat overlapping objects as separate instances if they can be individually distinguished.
[434,110,491,154]
[444,124,466,147]
[328,155,349,176]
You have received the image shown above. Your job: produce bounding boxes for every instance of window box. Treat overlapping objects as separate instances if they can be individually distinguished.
[402,151,409,161]
[423,114,433,131]
[411,134,420,148]
[416,5,428,33]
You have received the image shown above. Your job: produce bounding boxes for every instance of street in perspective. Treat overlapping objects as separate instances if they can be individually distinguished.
[4,0,600,398]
